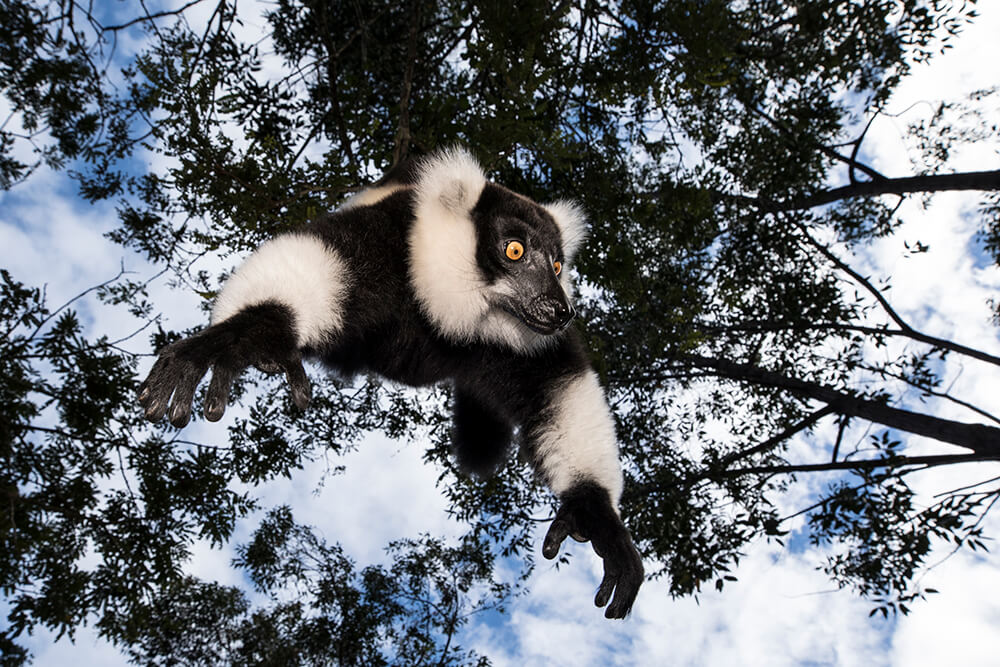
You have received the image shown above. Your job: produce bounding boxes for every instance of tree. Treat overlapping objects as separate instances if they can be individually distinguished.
[2,0,999,662]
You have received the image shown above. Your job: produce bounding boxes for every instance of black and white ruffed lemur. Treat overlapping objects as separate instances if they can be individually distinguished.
[138,148,644,618]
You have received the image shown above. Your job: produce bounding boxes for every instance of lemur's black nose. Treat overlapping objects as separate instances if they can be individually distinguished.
[550,301,575,330]
[520,296,576,335]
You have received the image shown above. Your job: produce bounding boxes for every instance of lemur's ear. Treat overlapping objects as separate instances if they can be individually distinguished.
[416,146,487,215]
[544,200,588,263]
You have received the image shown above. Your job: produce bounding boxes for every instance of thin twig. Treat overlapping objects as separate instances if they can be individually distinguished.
[97,0,208,32]
[792,220,913,332]
[24,263,130,342]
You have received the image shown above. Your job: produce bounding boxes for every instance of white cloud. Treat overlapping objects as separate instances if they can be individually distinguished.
[468,535,892,667]
[249,428,459,565]
[19,626,131,667]
[891,547,1000,667]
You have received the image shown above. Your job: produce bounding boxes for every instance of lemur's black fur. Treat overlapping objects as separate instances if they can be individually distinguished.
[139,149,644,618]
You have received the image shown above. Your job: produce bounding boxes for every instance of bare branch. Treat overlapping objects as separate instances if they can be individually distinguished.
[696,319,1000,368]
[24,263,130,342]
[771,169,1000,212]
[680,354,1000,456]
[21,424,128,446]
[95,0,210,32]
[748,104,889,182]
[636,406,837,495]
[794,222,914,332]
[718,452,995,478]
[831,417,848,462]
[846,111,884,185]
[853,361,1000,426]
[712,406,835,471]
[392,0,423,167]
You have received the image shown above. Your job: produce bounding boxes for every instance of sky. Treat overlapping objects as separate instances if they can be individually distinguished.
[2,2,1000,665]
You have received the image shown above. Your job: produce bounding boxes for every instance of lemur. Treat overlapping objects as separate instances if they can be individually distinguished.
[138,147,644,618]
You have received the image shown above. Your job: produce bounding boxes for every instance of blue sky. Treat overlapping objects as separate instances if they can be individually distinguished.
[2,2,1000,665]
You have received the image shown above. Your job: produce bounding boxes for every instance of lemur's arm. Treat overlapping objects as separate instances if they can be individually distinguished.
[521,368,645,619]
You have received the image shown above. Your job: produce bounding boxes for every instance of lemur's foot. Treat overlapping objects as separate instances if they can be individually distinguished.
[138,302,310,427]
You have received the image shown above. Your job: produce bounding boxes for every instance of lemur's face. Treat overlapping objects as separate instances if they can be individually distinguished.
[473,184,575,335]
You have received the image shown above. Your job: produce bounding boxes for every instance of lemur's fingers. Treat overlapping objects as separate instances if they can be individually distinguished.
[546,484,643,618]
[282,355,311,410]
[137,353,167,404]
[139,354,179,422]
[168,361,208,428]
[595,559,619,609]
[542,517,573,560]
[593,533,644,619]
[204,361,239,422]
[602,554,643,619]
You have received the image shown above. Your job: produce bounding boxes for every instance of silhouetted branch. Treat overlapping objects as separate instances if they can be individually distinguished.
[696,319,1000,368]
[768,169,1000,212]
[96,0,210,31]
[680,354,1000,456]
[718,452,995,478]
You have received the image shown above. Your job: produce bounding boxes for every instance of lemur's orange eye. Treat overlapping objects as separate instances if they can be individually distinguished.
[554,261,562,275]
[505,241,524,261]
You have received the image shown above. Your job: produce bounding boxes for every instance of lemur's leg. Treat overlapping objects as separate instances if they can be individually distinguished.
[139,233,348,427]
[524,369,644,619]
[452,388,514,477]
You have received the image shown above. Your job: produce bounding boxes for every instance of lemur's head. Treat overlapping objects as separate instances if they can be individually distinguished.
[409,147,587,353]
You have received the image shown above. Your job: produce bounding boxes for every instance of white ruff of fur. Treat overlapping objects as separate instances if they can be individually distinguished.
[544,200,588,297]
[409,148,553,353]
[340,183,408,210]
[544,200,588,262]
[535,370,623,508]
[211,233,349,348]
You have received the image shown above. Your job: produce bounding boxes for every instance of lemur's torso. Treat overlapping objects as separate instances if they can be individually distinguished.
[307,188,588,423]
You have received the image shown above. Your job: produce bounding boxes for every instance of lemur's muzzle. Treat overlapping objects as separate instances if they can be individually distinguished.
[517,293,575,335]
[494,253,576,336]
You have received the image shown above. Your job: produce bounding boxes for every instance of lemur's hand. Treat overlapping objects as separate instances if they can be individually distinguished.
[138,303,310,427]
[542,481,644,619]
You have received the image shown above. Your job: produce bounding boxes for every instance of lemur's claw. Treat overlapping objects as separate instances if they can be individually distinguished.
[284,357,312,410]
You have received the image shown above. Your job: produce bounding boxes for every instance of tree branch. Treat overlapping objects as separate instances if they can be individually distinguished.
[852,360,1000,426]
[695,319,1000,368]
[711,405,835,472]
[718,452,996,478]
[845,111,883,185]
[748,104,890,183]
[392,0,423,167]
[21,424,126,446]
[637,406,838,495]
[767,169,1000,212]
[316,4,360,174]
[95,0,209,31]
[681,354,1000,456]
[794,221,914,331]
[25,263,130,341]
